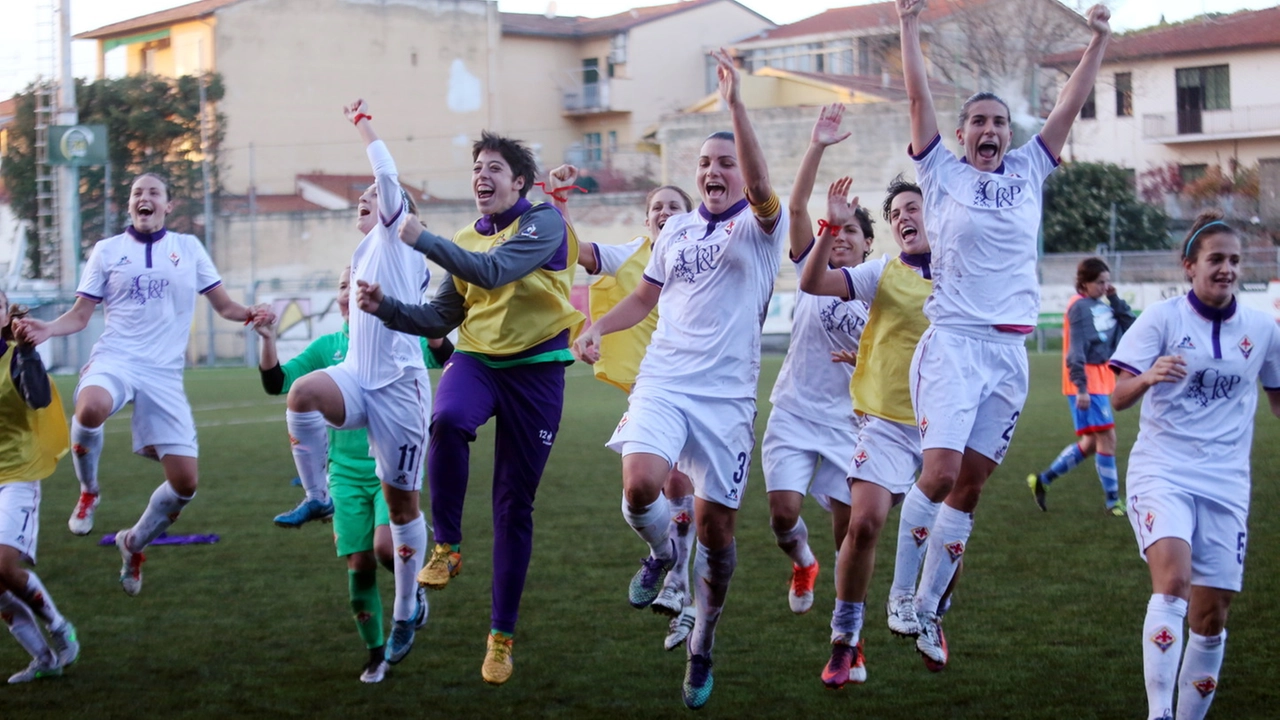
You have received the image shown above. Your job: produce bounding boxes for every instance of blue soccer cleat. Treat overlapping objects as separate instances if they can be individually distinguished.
[682,653,714,709]
[384,620,416,665]
[273,497,334,528]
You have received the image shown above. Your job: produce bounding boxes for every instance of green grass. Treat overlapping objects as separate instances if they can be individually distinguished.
[5,354,1280,718]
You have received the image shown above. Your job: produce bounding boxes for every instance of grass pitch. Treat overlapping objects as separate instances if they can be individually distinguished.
[5,353,1280,718]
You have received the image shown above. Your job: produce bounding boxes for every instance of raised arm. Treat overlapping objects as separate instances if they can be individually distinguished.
[799,178,859,299]
[712,48,779,232]
[1039,4,1111,159]
[344,98,404,223]
[545,164,599,272]
[790,104,852,260]
[898,0,939,154]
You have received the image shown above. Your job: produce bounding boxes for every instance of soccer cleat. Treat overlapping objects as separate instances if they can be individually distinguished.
[49,621,80,668]
[273,497,335,528]
[1108,499,1127,517]
[665,606,697,652]
[682,653,714,709]
[651,583,686,617]
[360,652,389,684]
[116,529,145,596]
[413,584,429,630]
[384,620,415,665]
[67,492,100,536]
[628,544,674,609]
[821,641,854,689]
[482,631,514,685]
[848,640,867,684]
[917,611,948,671]
[887,594,920,637]
[1027,474,1047,511]
[418,543,462,589]
[788,561,820,614]
[7,657,62,684]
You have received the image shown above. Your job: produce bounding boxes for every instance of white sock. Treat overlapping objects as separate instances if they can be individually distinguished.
[1176,630,1225,720]
[1143,593,1188,720]
[915,504,972,616]
[891,485,940,598]
[286,410,331,503]
[70,419,104,495]
[0,591,54,665]
[128,481,193,550]
[621,493,673,561]
[830,599,865,645]
[389,514,426,622]
[688,540,736,657]
[666,495,695,595]
[773,516,816,568]
[18,572,65,631]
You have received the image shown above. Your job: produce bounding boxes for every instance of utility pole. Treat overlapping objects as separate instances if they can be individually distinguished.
[56,0,80,293]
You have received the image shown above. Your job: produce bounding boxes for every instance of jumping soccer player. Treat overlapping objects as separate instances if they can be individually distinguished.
[1110,213,1280,720]
[15,175,273,595]
[0,289,79,684]
[896,0,1112,668]
[572,49,786,709]
[1028,257,1135,514]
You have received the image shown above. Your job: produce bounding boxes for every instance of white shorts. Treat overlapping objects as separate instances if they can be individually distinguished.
[606,388,757,510]
[323,363,431,492]
[0,481,41,565]
[849,416,923,497]
[909,326,1028,463]
[1127,481,1248,592]
[77,358,197,459]
[762,406,857,511]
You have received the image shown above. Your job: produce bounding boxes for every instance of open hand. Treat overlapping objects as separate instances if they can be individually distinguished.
[711,48,741,107]
[398,214,425,247]
[830,349,857,367]
[1143,355,1187,386]
[356,280,384,314]
[812,103,852,147]
[826,177,860,228]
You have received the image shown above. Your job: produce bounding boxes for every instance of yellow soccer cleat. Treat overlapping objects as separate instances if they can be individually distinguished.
[418,543,462,589]
[481,631,514,685]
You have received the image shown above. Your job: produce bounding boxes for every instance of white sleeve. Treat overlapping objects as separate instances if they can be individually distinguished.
[193,238,223,294]
[840,257,885,304]
[594,237,647,277]
[1110,304,1167,376]
[1260,321,1280,390]
[642,225,672,287]
[909,134,957,193]
[75,242,107,302]
[366,140,405,227]
[1014,135,1062,186]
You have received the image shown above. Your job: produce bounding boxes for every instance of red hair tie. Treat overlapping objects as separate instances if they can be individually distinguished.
[535,181,588,203]
[816,219,838,237]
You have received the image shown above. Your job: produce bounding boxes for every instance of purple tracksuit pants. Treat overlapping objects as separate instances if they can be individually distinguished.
[427,352,565,634]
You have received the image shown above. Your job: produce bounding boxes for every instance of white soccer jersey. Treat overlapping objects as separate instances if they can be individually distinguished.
[1110,293,1280,513]
[76,229,222,371]
[346,140,430,390]
[591,236,650,276]
[912,134,1058,327]
[769,240,866,428]
[636,200,786,399]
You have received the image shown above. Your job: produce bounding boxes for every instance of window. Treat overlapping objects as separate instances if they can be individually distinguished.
[1179,164,1207,184]
[584,133,602,164]
[1115,72,1133,117]
[1080,87,1096,120]
[610,32,627,65]
[607,131,618,155]
[1176,65,1230,110]
[582,58,600,108]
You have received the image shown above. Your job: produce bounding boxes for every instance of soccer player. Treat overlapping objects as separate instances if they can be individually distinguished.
[572,49,787,709]
[1110,212,1280,720]
[799,176,939,686]
[256,266,450,682]
[0,290,79,684]
[14,175,273,595]
[764,103,869,617]
[896,0,1111,667]
[279,100,432,668]
[356,131,584,686]
[1028,257,1135,514]
[548,166,700,650]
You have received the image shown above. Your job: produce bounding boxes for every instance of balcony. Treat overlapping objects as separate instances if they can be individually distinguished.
[1143,104,1280,144]
[561,79,628,118]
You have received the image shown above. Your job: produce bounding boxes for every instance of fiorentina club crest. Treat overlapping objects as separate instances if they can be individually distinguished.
[1239,336,1253,359]
[945,540,965,562]
[853,449,869,469]
[919,417,929,437]
[169,251,181,266]
[616,414,629,433]
[724,220,735,235]
[397,544,415,561]
[1151,626,1176,653]
[72,444,88,456]
[673,511,692,525]
[911,526,929,547]
[1192,676,1218,697]
[1144,511,1156,533]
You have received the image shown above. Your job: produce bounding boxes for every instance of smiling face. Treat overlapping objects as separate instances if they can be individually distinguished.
[472,149,524,216]
[128,175,173,233]
[889,191,929,254]
[829,218,870,269]
[956,99,1013,173]
[644,187,690,234]
[356,184,378,234]
[696,138,745,215]
[337,266,352,322]
[1185,232,1242,308]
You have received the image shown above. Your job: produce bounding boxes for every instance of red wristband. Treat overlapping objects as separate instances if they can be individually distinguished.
[353,113,372,125]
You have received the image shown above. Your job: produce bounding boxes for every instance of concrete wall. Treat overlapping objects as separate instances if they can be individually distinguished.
[496,34,582,169]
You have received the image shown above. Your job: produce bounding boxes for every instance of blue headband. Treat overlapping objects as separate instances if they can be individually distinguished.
[1184,220,1230,258]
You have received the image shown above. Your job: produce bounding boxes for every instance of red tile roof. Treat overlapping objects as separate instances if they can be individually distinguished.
[0,96,17,119]
[738,0,1000,43]
[1042,6,1280,66]
[502,0,772,38]
[75,0,243,40]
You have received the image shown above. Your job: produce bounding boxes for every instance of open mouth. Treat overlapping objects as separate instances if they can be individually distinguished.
[977,141,999,162]
[137,206,154,218]
[900,226,919,240]
[476,186,495,202]
[704,181,726,199]
[358,206,371,218]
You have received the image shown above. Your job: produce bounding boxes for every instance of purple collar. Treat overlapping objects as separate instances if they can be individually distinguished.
[960,157,1006,175]
[475,198,532,236]
[1187,290,1236,321]
[900,251,932,280]
[127,226,167,243]
[695,198,749,241]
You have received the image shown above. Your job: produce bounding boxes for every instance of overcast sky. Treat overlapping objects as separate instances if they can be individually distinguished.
[2,0,1276,100]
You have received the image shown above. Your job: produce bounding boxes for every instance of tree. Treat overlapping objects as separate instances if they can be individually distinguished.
[1042,161,1170,253]
[1,73,225,280]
